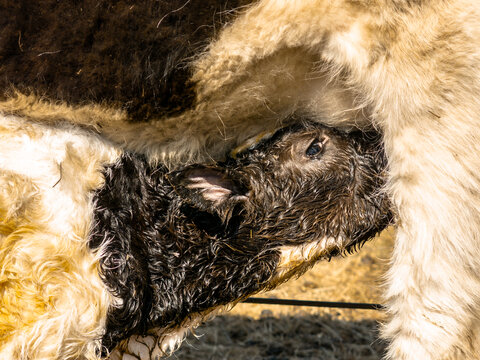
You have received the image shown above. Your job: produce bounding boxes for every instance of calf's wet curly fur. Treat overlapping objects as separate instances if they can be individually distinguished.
[92,122,391,358]
[0,117,391,359]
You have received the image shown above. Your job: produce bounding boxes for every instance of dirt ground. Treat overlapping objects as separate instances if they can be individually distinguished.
[166,228,395,360]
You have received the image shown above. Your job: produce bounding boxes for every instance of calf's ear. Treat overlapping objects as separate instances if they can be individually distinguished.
[166,165,247,219]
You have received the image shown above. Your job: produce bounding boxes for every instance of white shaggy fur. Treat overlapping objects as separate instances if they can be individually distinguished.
[2,1,480,359]
[0,115,119,359]
[189,2,480,358]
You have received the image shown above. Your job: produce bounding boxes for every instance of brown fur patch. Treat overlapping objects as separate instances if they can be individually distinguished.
[0,0,254,121]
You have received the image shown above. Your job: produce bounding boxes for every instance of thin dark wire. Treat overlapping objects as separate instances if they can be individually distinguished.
[243,297,384,310]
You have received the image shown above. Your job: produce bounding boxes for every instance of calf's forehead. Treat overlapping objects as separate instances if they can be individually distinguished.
[263,129,352,173]
[273,127,350,155]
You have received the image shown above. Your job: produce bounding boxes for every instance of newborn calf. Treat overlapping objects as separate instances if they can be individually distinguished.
[0,117,391,359]
[94,121,392,358]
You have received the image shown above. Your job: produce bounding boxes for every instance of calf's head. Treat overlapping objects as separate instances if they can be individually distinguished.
[92,122,392,356]
[169,122,391,274]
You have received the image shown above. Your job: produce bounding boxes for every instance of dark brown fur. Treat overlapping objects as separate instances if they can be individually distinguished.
[0,0,253,120]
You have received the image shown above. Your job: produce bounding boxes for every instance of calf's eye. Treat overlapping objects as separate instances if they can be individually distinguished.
[305,138,324,158]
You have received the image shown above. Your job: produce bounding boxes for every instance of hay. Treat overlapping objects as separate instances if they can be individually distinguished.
[167,315,386,360]
[168,228,395,359]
